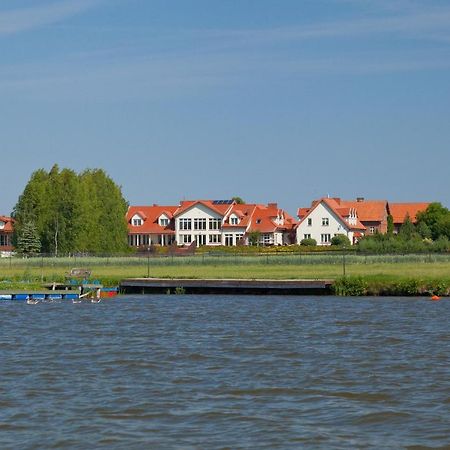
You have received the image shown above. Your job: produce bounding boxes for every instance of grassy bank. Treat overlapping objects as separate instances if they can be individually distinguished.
[0,254,449,296]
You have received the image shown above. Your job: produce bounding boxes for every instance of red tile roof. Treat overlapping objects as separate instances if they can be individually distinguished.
[127,206,178,234]
[0,216,14,233]
[388,203,431,224]
[174,200,234,217]
[339,200,388,222]
[248,204,297,233]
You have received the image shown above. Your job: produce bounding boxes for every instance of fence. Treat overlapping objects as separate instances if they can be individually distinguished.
[1,251,450,269]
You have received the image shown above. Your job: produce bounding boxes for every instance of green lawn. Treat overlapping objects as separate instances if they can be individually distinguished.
[1,255,449,286]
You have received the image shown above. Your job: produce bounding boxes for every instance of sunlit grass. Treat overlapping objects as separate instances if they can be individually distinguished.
[0,254,449,286]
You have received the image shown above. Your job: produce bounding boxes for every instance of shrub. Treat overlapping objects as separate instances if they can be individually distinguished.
[300,238,317,247]
[333,276,368,296]
[331,234,351,247]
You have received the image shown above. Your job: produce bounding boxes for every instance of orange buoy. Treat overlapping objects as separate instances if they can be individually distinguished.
[430,295,441,301]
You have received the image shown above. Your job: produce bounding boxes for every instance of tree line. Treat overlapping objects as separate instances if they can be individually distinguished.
[357,203,450,253]
[10,165,450,255]
[13,165,129,255]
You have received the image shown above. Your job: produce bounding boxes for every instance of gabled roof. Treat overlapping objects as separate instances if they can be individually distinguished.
[0,216,14,233]
[248,204,297,233]
[174,200,235,217]
[222,204,257,228]
[297,198,366,231]
[127,205,178,234]
[388,202,431,224]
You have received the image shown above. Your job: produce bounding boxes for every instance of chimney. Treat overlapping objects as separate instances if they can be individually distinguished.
[357,197,365,202]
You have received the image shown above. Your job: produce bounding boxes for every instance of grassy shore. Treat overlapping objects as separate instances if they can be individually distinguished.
[0,254,449,295]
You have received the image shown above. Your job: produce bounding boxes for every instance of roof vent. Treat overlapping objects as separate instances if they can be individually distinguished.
[357,197,365,202]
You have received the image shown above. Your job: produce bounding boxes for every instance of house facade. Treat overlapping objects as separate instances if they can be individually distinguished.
[127,200,297,248]
[0,216,14,256]
[296,198,365,245]
[127,205,178,248]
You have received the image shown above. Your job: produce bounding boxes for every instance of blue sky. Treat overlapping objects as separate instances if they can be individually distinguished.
[2,0,450,216]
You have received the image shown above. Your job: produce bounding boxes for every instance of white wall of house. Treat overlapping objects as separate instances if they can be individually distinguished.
[296,202,352,245]
[175,204,225,246]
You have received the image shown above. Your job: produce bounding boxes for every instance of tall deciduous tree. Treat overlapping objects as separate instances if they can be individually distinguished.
[13,166,129,255]
[417,203,450,240]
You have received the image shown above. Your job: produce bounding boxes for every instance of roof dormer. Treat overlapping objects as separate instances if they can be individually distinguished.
[229,213,240,225]
[158,213,170,227]
[131,213,144,226]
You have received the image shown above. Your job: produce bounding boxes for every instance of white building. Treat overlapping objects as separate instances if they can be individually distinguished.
[296,198,366,245]
[127,200,297,248]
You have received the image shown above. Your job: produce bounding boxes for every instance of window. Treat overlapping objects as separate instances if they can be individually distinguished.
[181,234,192,244]
[235,233,244,244]
[209,218,222,230]
[262,234,272,245]
[0,221,4,229]
[0,234,9,246]
[179,218,192,230]
[322,218,329,226]
[256,219,261,224]
[230,216,239,225]
[303,234,311,240]
[209,234,221,244]
[369,226,376,234]
[307,218,312,226]
[196,235,207,246]
[194,218,207,230]
[321,234,331,243]
[160,218,169,227]
[132,218,143,226]
[225,234,234,246]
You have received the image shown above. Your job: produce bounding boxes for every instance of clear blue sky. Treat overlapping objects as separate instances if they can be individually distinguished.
[2,0,449,216]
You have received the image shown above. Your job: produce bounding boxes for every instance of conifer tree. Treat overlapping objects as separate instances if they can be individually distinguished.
[16,222,41,256]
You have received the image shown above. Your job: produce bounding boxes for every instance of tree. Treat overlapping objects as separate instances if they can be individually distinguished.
[416,221,432,239]
[247,230,261,246]
[16,222,41,256]
[232,196,245,204]
[13,166,129,255]
[331,234,351,246]
[416,203,450,240]
[387,214,394,235]
[398,214,417,241]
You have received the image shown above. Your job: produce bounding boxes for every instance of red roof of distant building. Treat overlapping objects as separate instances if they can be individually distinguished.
[127,205,178,234]
[339,200,388,222]
[388,202,431,224]
[0,216,14,233]
[174,200,235,217]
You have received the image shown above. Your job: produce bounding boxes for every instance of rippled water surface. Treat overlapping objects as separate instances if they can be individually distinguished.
[1,295,449,449]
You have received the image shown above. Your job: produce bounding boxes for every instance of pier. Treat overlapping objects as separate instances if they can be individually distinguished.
[120,278,334,295]
[0,290,80,301]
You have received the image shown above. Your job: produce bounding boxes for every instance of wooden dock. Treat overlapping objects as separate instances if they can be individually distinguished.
[120,278,334,295]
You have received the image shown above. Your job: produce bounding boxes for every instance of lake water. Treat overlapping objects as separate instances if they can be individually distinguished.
[0,295,449,449]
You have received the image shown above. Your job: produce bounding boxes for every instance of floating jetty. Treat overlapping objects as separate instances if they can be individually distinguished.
[120,278,334,295]
[0,290,80,301]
